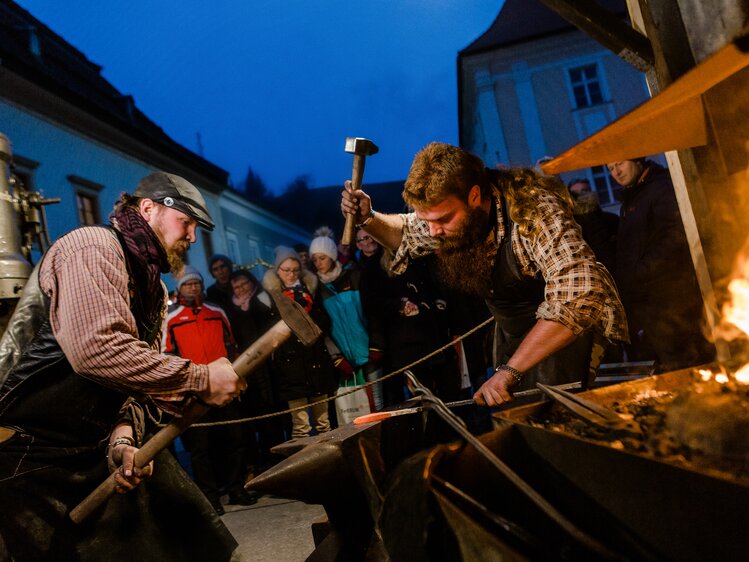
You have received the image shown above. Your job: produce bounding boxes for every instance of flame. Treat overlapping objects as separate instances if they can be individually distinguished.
[724,279,749,335]
[720,244,749,385]
[698,369,713,381]
[735,364,749,384]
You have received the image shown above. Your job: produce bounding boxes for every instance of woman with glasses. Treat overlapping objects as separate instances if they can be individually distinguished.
[262,246,336,438]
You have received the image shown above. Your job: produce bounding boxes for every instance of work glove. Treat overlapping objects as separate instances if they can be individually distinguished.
[335,357,355,380]
[368,348,384,365]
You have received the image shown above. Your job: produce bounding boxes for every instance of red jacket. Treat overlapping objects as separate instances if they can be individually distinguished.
[163,302,236,364]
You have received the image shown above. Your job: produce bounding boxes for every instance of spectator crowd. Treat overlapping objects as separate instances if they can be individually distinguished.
[0,148,716,562]
[136,151,716,516]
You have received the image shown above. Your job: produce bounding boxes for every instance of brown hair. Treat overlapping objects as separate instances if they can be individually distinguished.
[494,167,573,238]
[403,143,489,208]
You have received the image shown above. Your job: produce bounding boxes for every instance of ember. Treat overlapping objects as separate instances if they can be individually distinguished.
[529,368,749,481]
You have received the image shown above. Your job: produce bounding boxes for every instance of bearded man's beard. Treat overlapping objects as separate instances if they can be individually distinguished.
[167,241,190,276]
[435,206,494,296]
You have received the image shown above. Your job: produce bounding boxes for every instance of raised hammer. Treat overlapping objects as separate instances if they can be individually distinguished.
[341,137,378,246]
[69,290,321,523]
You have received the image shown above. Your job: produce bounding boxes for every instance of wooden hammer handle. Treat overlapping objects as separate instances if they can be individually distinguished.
[69,320,292,523]
[342,154,366,246]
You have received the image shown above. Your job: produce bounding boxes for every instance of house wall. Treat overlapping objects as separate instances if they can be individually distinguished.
[460,28,650,209]
[0,98,309,288]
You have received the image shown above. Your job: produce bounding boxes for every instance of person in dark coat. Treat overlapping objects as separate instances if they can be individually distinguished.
[206,254,234,310]
[262,247,337,438]
[568,178,619,275]
[225,269,287,475]
[609,158,715,371]
[372,253,461,406]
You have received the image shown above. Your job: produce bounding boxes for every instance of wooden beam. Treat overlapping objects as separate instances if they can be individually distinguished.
[539,0,655,71]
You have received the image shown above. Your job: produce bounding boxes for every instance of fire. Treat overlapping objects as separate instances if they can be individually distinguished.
[735,364,749,384]
[719,242,749,385]
[724,278,749,335]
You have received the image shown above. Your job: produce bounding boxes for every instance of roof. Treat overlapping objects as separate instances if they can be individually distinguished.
[0,0,228,187]
[460,0,627,56]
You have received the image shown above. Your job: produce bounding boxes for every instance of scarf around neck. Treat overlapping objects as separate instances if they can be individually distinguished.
[317,260,343,284]
[111,204,170,321]
[232,285,257,311]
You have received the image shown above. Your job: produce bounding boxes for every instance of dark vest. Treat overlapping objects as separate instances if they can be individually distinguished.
[484,196,592,389]
[0,227,159,446]
[485,196,545,339]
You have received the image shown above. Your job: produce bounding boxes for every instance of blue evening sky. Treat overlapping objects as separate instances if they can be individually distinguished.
[16,1,504,193]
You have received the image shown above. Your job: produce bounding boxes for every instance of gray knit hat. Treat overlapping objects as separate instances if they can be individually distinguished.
[177,265,203,290]
[274,246,302,270]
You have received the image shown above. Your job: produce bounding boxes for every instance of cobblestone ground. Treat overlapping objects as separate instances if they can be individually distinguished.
[221,496,325,562]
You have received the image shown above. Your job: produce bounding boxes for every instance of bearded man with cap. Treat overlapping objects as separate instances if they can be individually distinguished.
[0,172,244,561]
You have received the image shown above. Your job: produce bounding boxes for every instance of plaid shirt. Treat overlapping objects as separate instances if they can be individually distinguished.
[391,185,628,341]
[40,227,208,413]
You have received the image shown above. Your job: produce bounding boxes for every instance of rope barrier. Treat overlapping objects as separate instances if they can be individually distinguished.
[180,316,494,428]
[237,258,274,271]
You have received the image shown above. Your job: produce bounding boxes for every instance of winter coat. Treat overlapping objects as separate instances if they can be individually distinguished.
[574,207,619,275]
[356,248,388,353]
[616,163,700,303]
[369,256,456,370]
[163,301,235,363]
[317,264,370,367]
[262,270,337,401]
[225,287,277,408]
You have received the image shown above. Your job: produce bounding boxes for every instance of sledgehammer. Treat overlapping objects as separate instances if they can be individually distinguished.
[69,290,321,524]
[341,137,378,246]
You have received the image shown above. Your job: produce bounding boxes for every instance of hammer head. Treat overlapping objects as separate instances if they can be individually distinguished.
[267,290,322,346]
[345,137,379,157]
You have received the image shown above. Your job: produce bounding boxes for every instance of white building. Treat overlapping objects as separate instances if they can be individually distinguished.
[0,1,309,285]
[458,0,652,210]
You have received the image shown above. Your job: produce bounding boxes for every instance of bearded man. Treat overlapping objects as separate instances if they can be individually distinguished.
[0,172,245,561]
[341,143,627,407]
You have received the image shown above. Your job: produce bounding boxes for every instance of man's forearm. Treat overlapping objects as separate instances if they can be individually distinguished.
[364,212,404,251]
[506,319,577,372]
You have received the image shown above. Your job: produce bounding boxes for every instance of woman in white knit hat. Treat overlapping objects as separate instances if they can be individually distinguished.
[310,227,383,411]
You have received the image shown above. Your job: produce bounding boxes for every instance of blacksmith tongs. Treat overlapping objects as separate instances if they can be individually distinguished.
[536,383,643,437]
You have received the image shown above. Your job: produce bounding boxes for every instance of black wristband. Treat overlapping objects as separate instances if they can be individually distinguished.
[496,364,524,385]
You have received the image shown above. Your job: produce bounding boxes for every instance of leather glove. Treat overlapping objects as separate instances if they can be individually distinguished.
[368,348,384,365]
[335,357,355,380]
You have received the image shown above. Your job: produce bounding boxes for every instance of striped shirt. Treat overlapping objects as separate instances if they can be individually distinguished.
[390,186,628,341]
[39,227,208,412]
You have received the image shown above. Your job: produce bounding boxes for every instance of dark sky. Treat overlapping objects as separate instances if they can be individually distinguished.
[17,1,503,193]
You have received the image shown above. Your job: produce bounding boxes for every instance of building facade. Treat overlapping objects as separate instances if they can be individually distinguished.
[458,0,652,210]
[0,1,308,287]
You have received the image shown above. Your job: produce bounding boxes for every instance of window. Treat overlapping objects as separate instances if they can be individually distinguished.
[76,192,99,225]
[68,175,103,226]
[246,237,260,264]
[569,64,603,108]
[201,230,215,264]
[591,165,621,206]
[10,155,39,193]
[226,231,240,264]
